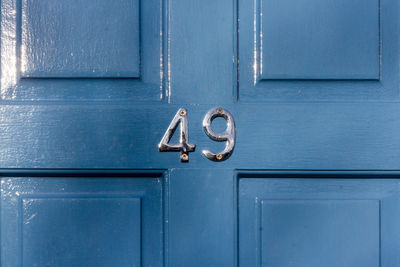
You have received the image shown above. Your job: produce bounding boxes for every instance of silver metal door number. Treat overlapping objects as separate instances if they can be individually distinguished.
[158,108,236,162]
[158,108,196,162]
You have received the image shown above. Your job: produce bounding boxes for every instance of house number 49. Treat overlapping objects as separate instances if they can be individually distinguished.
[158,108,236,162]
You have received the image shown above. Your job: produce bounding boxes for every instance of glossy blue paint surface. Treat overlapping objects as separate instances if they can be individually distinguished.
[1,0,163,101]
[239,177,400,266]
[261,0,379,80]
[0,0,400,266]
[1,174,164,266]
[168,169,234,266]
[239,0,400,101]
[22,0,140,78]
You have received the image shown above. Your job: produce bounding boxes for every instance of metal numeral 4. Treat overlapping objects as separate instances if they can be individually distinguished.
[158,108,195,162]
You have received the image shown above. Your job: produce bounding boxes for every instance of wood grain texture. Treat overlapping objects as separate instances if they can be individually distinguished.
[0,103,397,169]
[0,0,399,266]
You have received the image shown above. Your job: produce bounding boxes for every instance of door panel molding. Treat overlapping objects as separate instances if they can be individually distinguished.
[1,0,167,102]
[237,174,400,266]
[238,0,400,102]
[0,170,167,266]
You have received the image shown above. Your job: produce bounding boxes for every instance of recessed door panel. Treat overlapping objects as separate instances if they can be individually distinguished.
[261,0,379,80]
[239,178,400,266]
[1,0,164,101]
[22,0,140,78]
[1,175,164,267]
[22,197,142,266]
[238,0,400,101]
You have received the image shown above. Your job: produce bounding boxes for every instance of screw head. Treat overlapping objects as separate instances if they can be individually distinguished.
[181,153,188,161]
[217,108,223,114]
[216,154,223,160]
[180,109,186,116]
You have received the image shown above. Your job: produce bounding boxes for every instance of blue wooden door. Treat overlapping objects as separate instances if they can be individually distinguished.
[1,0,400,266]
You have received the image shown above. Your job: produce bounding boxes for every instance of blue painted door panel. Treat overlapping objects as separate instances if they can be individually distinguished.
[239,0,399,101]
[22,0,140,78]
[1,174,164,266]
[261,0,379,80]
[0,0,400,266]
[239,177,400,266]
[1,0,163,101]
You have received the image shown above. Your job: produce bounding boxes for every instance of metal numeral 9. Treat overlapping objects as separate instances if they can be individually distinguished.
[202,108,236,161]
